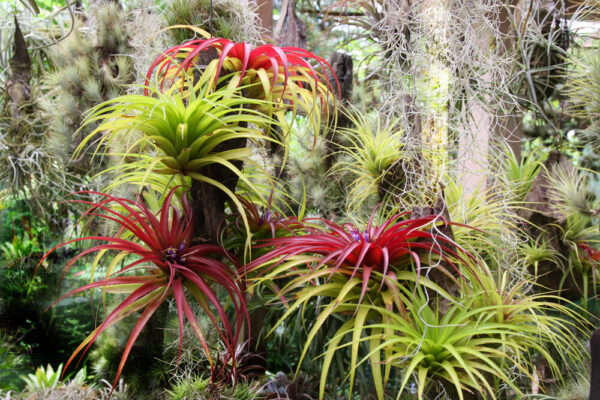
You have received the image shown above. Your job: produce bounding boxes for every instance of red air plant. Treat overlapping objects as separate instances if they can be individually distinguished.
[248,213,476,304]
[37,188,248,391]
[578,241,600,284]
[145,38,340,106]
[578,241,600,262]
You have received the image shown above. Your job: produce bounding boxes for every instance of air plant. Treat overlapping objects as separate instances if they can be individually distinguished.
[360,272,586,400]
[519,236,563,277]
[36,188,248,391]
[76,82,281,231]
[566,50,600,128]
[162,0,262,45]
[499,143,545,201]
[368,292,524,400]
[220,195,302,260]
[334,111,405,214]
[249,212,473,302]
[40,1,134,174]
[444,176,521,265]
[78,83,277,175]
[546,162,598,219]
[145,32,339,135]
[246,212,478,399]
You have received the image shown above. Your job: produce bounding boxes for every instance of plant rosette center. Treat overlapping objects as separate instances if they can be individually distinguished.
[161,244,188,265]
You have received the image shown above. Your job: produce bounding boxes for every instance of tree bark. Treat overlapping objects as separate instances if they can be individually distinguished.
[190,137,246,244]
[324,51,353,171]
[275,0,306,48]
[256,0,273,35]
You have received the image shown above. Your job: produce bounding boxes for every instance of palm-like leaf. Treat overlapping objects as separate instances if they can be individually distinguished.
[37,188,248,391]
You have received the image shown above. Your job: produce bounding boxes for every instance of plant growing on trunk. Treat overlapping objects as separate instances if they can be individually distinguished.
[145,32,339,137]
[76,82,281,237]
[333,111,405,214]
[37,188,248,391]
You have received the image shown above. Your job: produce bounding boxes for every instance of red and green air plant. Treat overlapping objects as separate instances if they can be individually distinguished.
[248,212,476,305]
[144,36,340,136]
[145,37,338,99]
[36,188,248,391]
[244,212,479,399]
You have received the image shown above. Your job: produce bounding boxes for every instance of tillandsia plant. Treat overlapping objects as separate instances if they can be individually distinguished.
[40,1,135,175]
[334,111,405,214]
[145,28,339,135]
[364,271,587,400]
[75,81,281,230]
[245,211,478,399]
[498,143,545,201]
[36,188,248,391]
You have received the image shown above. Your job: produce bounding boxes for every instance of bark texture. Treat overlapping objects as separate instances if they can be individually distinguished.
[324,51,353,170]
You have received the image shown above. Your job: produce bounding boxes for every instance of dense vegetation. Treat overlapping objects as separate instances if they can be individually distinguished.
[2,0,600,399]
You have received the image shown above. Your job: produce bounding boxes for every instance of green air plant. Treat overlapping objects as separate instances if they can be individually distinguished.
[566,50,600,131]
[284,120,344,219]
[76,81,281,231]
[546,162,598,219]
[499,143,545,201]
[519,236,563,278]
[444,176,521,266]
[364,270,586,400]
[166,374,259,400]
[21,364,64,391]
[334,111,405,215]
[162,0,262,45]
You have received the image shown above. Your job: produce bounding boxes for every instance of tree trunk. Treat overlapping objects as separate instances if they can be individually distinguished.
[324,51,353,171]
[256,0,273,35]
[190,137,247,244]
[275,0,306,48]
